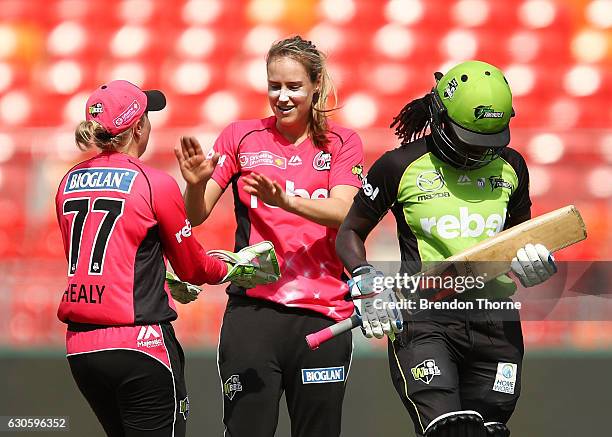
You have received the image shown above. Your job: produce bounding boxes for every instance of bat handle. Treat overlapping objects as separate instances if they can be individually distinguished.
[306,314,361,350]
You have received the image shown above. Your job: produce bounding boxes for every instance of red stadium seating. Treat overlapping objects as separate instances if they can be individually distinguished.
[0,0,610,349]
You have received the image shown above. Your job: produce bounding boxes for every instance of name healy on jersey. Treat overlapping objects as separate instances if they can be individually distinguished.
[62,283,105,304]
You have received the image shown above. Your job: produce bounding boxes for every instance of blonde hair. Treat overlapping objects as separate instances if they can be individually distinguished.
[74,120,135,152]
[266,35,337,149]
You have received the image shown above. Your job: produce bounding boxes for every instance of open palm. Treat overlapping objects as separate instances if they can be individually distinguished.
[243,173,290,209]
[174,136,219,185]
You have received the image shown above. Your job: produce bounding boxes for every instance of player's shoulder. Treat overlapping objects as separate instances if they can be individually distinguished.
[374,136,430,169]
[328,120,362,146]
[126,158,176,187]
[498,146,528,170]
[224,117,274,139]
[327,120,360,142]
[499,146,526,160]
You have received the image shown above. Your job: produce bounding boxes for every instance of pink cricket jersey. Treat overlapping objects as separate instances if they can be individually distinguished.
[56,151,227,326]
[210,116,364,321]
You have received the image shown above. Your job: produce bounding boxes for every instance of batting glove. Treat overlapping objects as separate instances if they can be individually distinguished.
[510,243,557,287]
[207,241,281,289]
[349,265,403,339]
[166,271,201,304]
[349,265,387,298]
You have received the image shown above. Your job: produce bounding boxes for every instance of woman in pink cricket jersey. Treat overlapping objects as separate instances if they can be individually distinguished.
[175,36,364,436]
[56,80,277,437]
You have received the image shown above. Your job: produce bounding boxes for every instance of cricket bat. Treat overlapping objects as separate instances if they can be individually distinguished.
[306,205,587,350]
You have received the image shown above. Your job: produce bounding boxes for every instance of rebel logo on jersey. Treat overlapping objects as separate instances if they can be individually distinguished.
[420,207,507,239]
[175,219,192,243]
[361,176,379,201]
[249,179,329,208]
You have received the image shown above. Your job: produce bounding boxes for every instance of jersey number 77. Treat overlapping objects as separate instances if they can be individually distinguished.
[62,197,125,276]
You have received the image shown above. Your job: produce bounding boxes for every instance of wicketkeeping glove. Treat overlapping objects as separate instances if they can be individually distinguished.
[166,271,201,304]
[510,243,557,287]
[348,265,403,339]
[207,241,281,288]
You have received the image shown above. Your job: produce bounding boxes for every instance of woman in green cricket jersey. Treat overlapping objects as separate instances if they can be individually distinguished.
[336,60,557,437]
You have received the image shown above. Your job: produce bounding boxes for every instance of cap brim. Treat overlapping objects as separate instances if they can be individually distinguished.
[448,119,510,148]
[144,90,166,112]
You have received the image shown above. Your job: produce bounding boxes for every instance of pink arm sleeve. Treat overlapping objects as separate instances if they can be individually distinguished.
[153,174,228,285]
[329,131,364,189]
[210,122,240,190]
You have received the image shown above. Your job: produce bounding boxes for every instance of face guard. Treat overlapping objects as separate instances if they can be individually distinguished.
[428,90,504,169]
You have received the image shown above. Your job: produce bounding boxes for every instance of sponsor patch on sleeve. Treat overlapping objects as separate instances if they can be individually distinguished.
[64,168,138,194]
[301,366,345,384]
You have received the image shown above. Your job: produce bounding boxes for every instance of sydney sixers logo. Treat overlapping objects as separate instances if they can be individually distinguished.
[313,151,331,171]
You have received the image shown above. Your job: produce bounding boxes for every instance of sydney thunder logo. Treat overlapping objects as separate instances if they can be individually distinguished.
[474,105,504,120]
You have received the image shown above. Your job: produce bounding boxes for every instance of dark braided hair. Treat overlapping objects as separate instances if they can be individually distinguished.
[390,93,434,144]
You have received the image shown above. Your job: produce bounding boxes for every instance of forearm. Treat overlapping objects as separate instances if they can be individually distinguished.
[335,224,369,272]
[183,182,208,226]
[284,196,351,228]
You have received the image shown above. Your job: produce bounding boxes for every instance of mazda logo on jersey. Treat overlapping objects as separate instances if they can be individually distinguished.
[416,170,445,192]
[313,151,331,171]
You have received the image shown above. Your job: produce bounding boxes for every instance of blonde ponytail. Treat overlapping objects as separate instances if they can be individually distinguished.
[74,120,134,152]
[310,67,337,150]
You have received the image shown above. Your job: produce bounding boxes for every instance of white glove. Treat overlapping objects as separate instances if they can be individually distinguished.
[207,241,280,288]
[166,271,201,304]
[348,265,403,339]
[510,243,557,287]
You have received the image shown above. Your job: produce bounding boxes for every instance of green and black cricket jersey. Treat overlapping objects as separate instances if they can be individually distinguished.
[354,135,531,298]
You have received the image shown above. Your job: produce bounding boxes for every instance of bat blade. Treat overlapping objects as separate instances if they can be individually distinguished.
[419,205,587,281]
